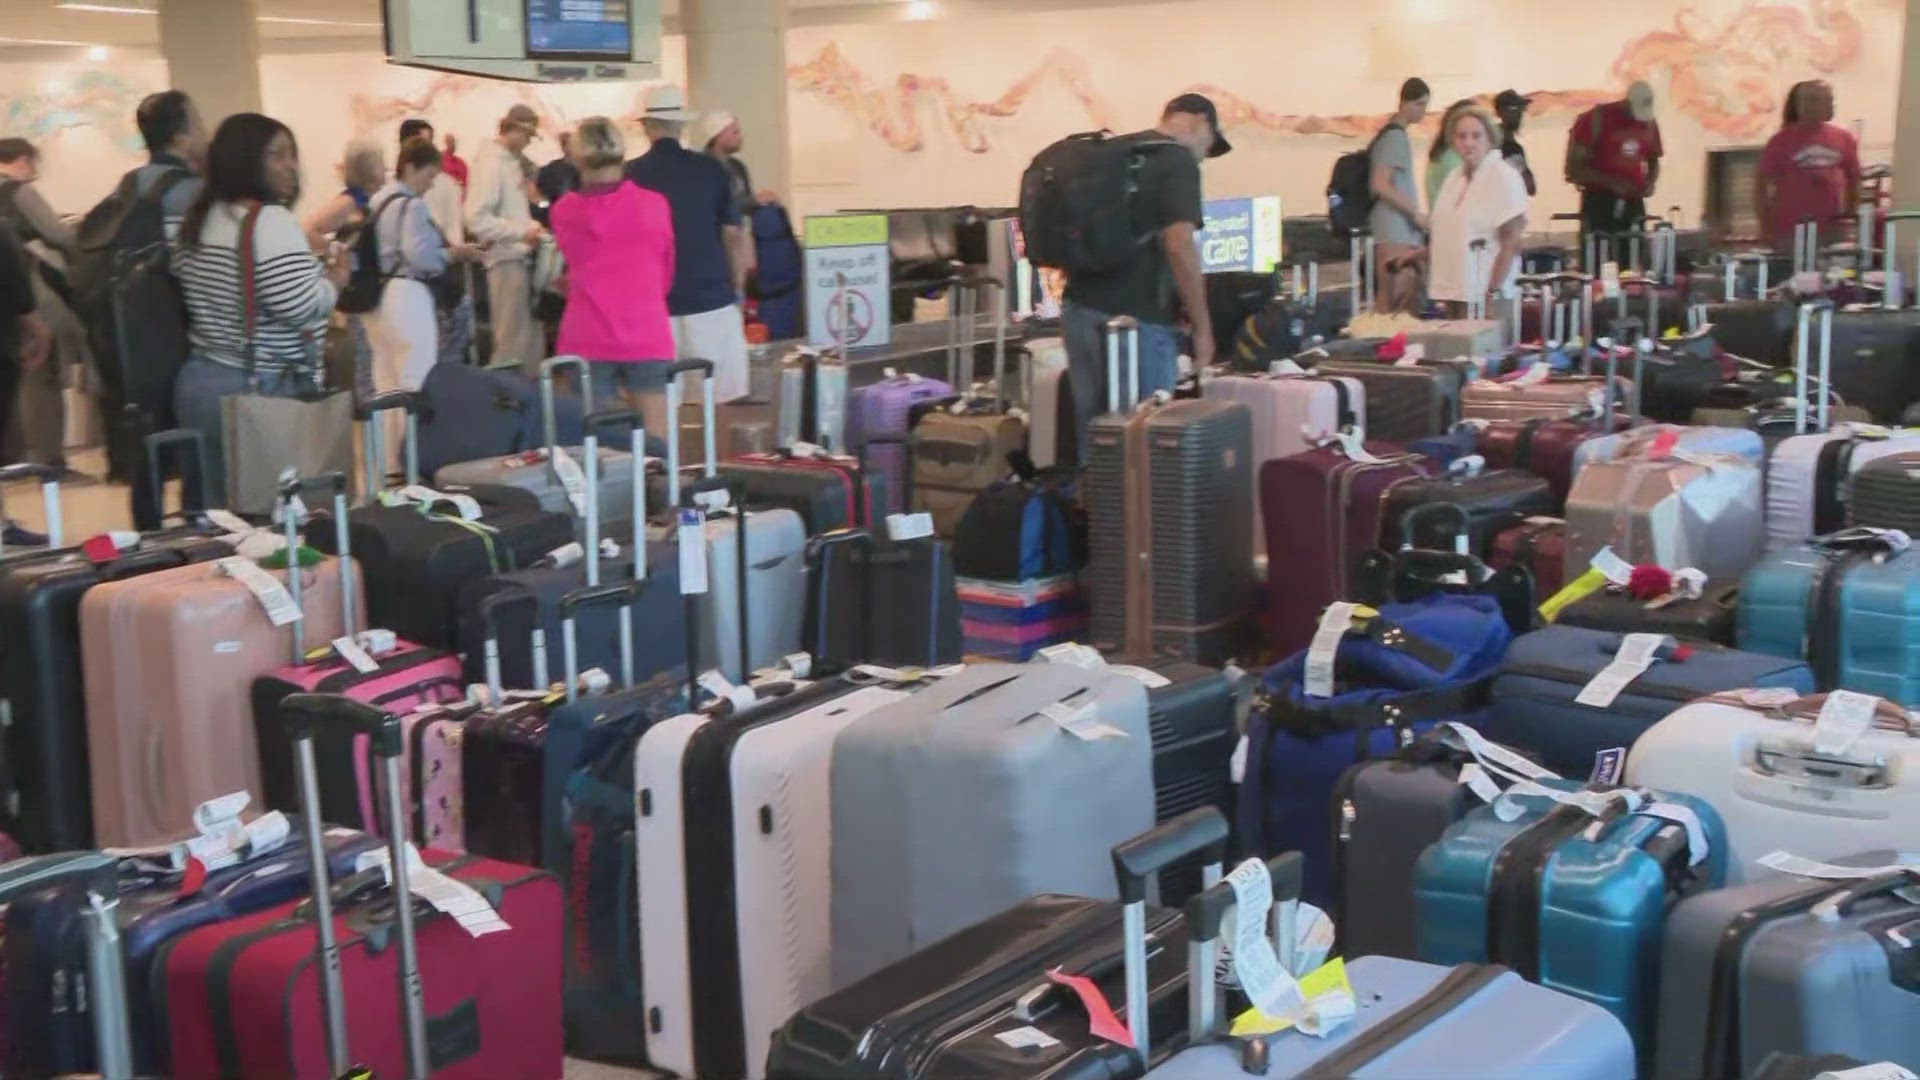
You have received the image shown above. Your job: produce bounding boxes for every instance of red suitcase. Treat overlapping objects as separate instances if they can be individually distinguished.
[1489,517,1569,600]
[162,695,562,1080]
[1261,439,1432,654]
[1476,414,1635,504]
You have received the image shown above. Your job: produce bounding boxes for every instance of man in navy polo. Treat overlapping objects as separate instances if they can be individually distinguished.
[624,85,752,403]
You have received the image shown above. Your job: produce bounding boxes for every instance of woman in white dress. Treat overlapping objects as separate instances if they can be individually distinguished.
[363,136,448,457]
[1427,102,1530,319]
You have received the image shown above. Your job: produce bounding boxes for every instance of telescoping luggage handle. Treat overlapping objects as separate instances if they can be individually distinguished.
[1349,229,1375,315]
[1178,851,1308,1051]
[0,852,132,1078]
[538,354,594,476]
[664,358,719,513]
[480,588,549,699]
[680,472,754,692]
[0,463,63,555]
[1605,315,1651,431]
[281,693,428,1080]
[1794,298,1836,435]
[144,427,215,528]
[1111,806,1232,1062]
[1103,315,1142,415]
[1882,210,1920,311]
[355,389,427,498]
[1288,262,1321,307]
[580,407,648,589]
[279,471,356,665]
[945,270,1011,409]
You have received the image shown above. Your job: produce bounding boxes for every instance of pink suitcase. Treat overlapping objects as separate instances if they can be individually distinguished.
[81,479,362,848]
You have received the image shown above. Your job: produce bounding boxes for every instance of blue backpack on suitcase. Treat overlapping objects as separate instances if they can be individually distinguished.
[1240,593,1512,906]
[1739,528,1920,706]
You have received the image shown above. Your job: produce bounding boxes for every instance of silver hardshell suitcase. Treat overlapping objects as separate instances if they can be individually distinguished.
[829,661,1154,988]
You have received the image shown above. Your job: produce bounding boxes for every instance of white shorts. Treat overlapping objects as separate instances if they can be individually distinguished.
[670,303,750,402]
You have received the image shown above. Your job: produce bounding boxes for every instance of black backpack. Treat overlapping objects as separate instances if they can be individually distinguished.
[335,193,406,314]
[1326,123,1397,238]
[1018,131,1180,275]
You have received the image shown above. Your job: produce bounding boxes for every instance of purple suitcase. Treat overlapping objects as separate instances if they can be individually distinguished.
[847,373,954,514]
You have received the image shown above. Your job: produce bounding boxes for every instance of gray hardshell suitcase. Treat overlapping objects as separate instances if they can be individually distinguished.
[1143,855,1638,1079]
[1311,357,1475,444]
[1846,451,1920,533]
[828,661,1155,988]
[1086,319,1254,665]
[1654,850,1920,1080]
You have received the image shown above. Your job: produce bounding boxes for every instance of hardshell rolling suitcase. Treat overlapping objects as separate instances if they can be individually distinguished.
[1200,371,1364,559]
[1484,625,1814,778]
[1476,415,1635,505]
[1765,425,1920,549]
[1654,849,1920,1079]
[1460,373,1630,424]
[719,446,885,536]
[0,853,141,1080]
[847,371,954,515]
[1625,690,1920,883]
[774,346,850,452]
[1414,781,1727,1065]
[163,694,563,1080]
[829,661,1155,988]
[1569,421,1767,481]
[1146,851,1638,1079]
[80,482,362,849]
[1311,358,1472,443]
[1489,516,1569,599]
[1846,450,1920,533]
[1562,450,1764,581]
[1375,462,1557,555]
[1738,530,1920,703]
[1086,318,1254,664]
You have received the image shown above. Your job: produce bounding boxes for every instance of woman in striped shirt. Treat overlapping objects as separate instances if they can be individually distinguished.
[172,112,349,494]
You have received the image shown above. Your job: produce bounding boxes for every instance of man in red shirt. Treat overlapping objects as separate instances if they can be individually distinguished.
[440,131,470,192]
[1756,79,1861,253]
[1565,81,1664,258]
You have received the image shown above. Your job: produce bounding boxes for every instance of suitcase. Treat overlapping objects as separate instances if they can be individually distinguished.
[1748,1054,1913,1080]
[1819,307,1920,424]
[1703,299,1797,365]
[0,458,232,852]
[1311,358,1472,443]
[958,574,1088,660]
[1147,851,1637,1079]
[911,390,1028,538]
[414,359,610,478]
[803,527,960,672]
[1556,578,1741,645]
[635,676,919,1080]
[1261,439,1434,654]
[163,694,563,1080]
[556,713,648,1065]
[1766,425,1920,549]
[1240,594,1513,907]
[1376,463,1557,555]
[1654,849,1920,1079]
[1485,625,1816,778]
[1413,780,1728,1063]
[847,371,954,515]
[1087,320,1254,664]
[1626,690,1920,884]
[1569,421,1767,485]
[1488,516,1569,599]
[1341,312,1505,361]
[774,347,850,452]
[251,430,468,843]
[772,810,1227,1080]
[950,468,1083,582]
[829,661,1156,988]
[1023,335,1073,467]
[1461,373,1631,424]
[1350,503,1540,635]
[1201,371,1365,559]
[719,446,885,536]
[1738,531,1920,702]
[1846,450,1920,533]
[0,853,145,1080]
[1408,422,1484,469]
[1475,415,1634,505]
[1563,450,1765,581]
[81,482,362,849]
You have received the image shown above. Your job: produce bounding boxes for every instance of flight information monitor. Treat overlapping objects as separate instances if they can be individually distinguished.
[525,0,632,59]
[384,0,660,82]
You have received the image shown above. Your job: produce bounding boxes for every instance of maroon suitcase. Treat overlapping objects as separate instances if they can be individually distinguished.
[1476,414,1635,504]
[1261,441,1432,654]
[1489,517,1568,600]
[161,695,563,1080]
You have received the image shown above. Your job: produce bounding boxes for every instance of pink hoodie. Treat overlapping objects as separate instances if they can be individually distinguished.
[550,180,676,364]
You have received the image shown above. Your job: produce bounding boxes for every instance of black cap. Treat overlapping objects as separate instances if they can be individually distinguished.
[1494,89,1531,113]
[1165,93,1232,158]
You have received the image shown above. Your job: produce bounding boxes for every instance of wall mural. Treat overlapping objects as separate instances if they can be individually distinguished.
[0,69,150,150]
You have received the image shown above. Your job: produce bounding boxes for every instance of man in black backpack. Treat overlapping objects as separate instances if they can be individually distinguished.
[1059,93,1228,451]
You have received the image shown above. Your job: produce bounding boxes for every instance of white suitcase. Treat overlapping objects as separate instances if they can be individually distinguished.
[692,507,808,679]
[1625,690,1920,883]
[1201,372,1364,558]
[633,678,911,1080]
[1025,337,1070,468]
[1570,422,1766,477]
[1766,425,1920,549]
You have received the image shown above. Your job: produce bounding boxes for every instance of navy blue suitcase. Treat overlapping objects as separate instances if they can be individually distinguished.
[415,361,620,478]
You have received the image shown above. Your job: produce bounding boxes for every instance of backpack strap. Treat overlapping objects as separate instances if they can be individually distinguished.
[238,201,263,386]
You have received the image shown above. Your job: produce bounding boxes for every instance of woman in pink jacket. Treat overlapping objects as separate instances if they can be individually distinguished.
[550,115,676,433]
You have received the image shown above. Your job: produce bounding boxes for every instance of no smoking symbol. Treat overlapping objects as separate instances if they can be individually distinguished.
[825,288,876,345]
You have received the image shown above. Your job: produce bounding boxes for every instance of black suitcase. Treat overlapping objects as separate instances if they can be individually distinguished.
[1204,269,1279,348]
[718,450,886,536]
[1120,658,1237,908]
[1556,580,1740,645]
[766,811,1227,1080]
[804,529,961,673]
[1821,308,1920,422]
[1702,299,1797,365]
[1376,469,1558,556]
[1846,450,1920,533]
[1314,359,1473,444]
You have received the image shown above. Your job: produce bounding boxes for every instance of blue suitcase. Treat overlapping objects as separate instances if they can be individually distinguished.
[1240,593,1511,907]
[1484,625,1814,777]
[1413,781,1728,1067]
[415,360,626,478]
[1738,529,1920,705]
[1142,855,1638,1078]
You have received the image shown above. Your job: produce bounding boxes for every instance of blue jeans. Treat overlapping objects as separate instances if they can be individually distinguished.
[1061,300,1180,455]
[588,360,669,406]
[173,357,310,508]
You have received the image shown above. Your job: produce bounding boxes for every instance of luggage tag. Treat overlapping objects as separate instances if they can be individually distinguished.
[1813,689,1882,756]
[697,668,757,711]
[218,556,303,627]
[1510,362,1551,387]
[1756,850,1920,883]
[1041,700,1127,741]
[1573,632,1670,708]
[330,635,380,675]
[1041,968,1133,1048]
[79,532,137,563]
[677,509,709,595]
[1392,342,1426,367]
[355,843,511,938]
[1642,567,1706,609]
[1311,429,1383,465]
[1815,1063,1920,1080]
[1223,857,1305,1021]
[1303,601,1362,698]
[547,449,589,517]
[1600,261,1622,300]
[1267,359,1307,377]
[885,512,935,541]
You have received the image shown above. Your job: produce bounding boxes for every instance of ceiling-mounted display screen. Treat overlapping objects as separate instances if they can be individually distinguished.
[525,0,632,59]
[384,0,660,82]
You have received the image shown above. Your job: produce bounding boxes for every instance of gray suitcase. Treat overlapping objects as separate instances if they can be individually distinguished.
[1846,451,1920,533]
[774,347,850,452]
[828,661,1155,988]
[1086,319,1254,665]
[433,355,637,524]
[1654,850,1920,1080]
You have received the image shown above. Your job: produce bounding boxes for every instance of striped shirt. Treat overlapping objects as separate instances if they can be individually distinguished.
[171,201,337,375]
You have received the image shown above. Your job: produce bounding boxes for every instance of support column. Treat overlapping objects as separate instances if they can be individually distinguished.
[682,0,790,200]
[1895,0,1920,211]
[157,0,264,129]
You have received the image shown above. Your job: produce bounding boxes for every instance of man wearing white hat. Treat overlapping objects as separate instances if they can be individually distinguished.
[1565,80,1664,253]
[466,103,548,371]
[625,85,752,403]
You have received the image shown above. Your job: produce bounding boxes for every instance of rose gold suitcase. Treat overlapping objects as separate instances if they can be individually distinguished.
[1461,374,1632,422]
[81,511,361,848]
[1561,452,1764,582]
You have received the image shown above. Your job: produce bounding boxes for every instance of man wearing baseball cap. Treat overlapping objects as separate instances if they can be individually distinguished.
[465,103,547,371]
[1494,90,1536,196]
[1058,92,1229,450]
[1565,80,1664,255]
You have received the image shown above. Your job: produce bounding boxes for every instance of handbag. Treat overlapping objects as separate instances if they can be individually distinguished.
[220,201,356,514]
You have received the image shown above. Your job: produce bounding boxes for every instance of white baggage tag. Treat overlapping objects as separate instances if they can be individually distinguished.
[995,1026,1061,1051]
[1224,857,1304,1020]
[549,448,589,517]
[1303,602,1357,699]
[576,668,613,697]
[1638,801,1711,865]
[1268,359,1307,377]
[780,652,813,679]
[242,810,291,856]
[1600,261,1622,299]
[218,557,302,627]
[1755,850,1920,880]
[1394,343,1426,366]
[1813,689,1881,755]
[544,541,584,569]
[1725,686,1803,709]
[204,509,252,535]
[356,844,511,937]
[331,635,380,675]
[1456,762,1504,804]
[677,510,709,595]
[1817,1064,1919,1080]
[1229,733,1249,784]
[1588,546,1635,587]
[356,628,397,656]
[886,512,935,541]
[1108,665,1172,688]
[1573,633,1668,708]
[1041,701,1126,741]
